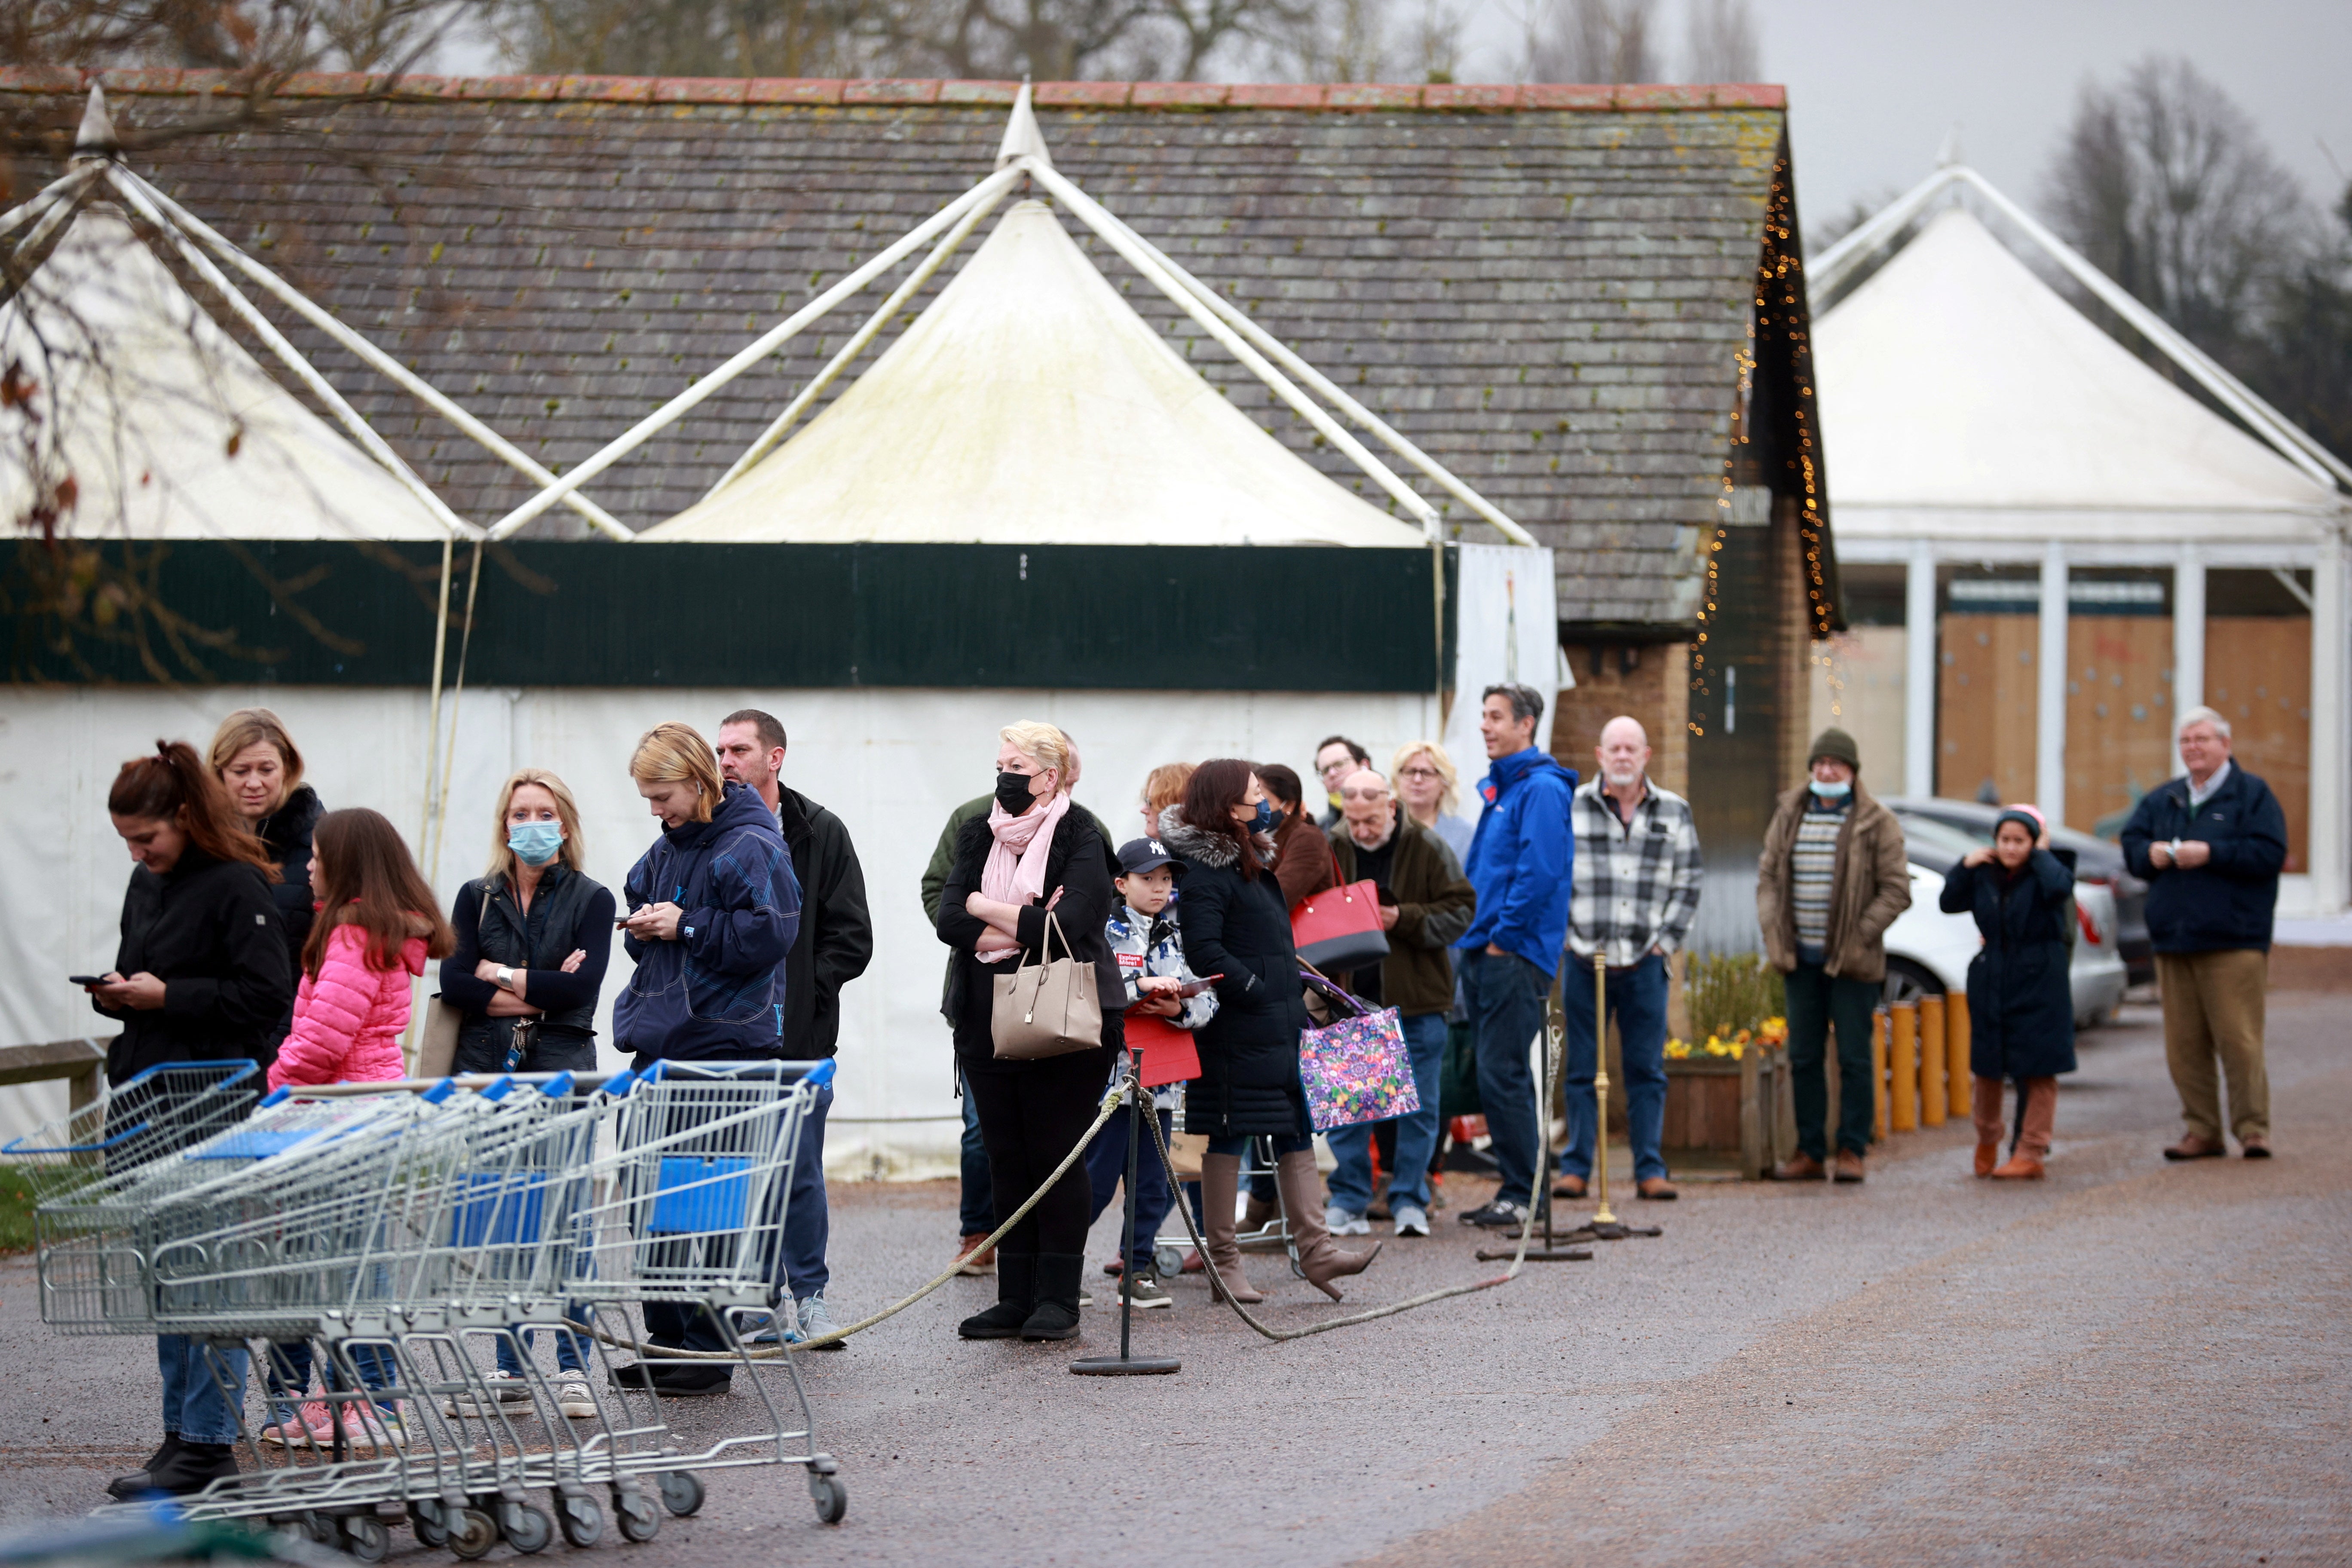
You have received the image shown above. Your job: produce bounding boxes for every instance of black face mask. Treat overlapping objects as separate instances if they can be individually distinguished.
[995,769,1039,816]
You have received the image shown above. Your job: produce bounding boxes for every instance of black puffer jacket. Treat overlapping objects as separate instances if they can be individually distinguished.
[935,803,1123,1078]
[1940,849,2079,1080]
[1160,813,1311,1139]
[93,847,296,1084]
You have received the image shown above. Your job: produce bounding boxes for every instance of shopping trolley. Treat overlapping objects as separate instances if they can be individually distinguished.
[24,1060,843,1559]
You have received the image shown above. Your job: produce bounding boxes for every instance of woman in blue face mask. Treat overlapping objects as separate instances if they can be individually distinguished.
[440,769,616,1079]
[436,768,616,1413]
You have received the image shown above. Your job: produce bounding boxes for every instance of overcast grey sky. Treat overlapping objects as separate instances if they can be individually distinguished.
[1457,0,2352,232]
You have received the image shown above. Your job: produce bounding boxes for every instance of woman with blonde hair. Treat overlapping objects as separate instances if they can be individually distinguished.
[937,720,1123,1343]
[209,707,322,1058]
[607,723,802,1397]
[1392,740,1473,866]
[438,768,614,1415]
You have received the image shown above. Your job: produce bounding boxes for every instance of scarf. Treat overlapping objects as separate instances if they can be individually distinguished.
[976,789,1071,963]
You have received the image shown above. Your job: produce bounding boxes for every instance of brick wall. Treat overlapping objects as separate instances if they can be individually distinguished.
[1552,640,1692,795]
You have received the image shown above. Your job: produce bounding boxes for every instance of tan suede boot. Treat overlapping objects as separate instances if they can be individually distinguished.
[1198,1153,1263,1304]
[1276,1150,1380,1302]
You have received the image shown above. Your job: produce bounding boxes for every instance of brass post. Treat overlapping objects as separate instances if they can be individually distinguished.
[1591,952,1618,1227]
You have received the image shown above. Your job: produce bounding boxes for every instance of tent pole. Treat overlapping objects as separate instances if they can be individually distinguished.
[706,180,1012,499]
[116,168,635,542]
[486,162,1028,541]
[1807,165,1963,298]
[426,539,487,885]
[104,170,484,540]
[423,534,455,852]
[1021,159,1437,533]
[0,163,101,242]
[1077,198,1537,548]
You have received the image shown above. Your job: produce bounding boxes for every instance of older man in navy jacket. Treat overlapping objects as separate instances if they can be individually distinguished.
[2120,706,2288,1161]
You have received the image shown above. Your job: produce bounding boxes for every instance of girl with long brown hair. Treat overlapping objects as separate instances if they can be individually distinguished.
[85,742,294,1501]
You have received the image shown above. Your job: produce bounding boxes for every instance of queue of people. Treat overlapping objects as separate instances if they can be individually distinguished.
[77,681,2235,1493]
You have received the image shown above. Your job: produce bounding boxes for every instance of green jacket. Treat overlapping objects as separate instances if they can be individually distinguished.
[1327,812,1476,1017]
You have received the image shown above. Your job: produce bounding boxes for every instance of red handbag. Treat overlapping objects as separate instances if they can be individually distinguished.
[1122,1010,1201,1088]
[1291,849,1391,974]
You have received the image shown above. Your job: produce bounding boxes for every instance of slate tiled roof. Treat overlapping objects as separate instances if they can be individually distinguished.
[0,71,1827,630]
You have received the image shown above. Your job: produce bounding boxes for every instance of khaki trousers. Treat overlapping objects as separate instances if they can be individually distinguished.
[2154,949,2270,1145]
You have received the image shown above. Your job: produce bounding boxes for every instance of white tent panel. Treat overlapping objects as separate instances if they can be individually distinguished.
[643,201,1427,548]
[0,206,451,542]
[0,685,1442,1168]
[1816,207,2337,541]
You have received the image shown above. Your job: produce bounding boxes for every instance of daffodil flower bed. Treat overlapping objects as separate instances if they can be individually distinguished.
[1664,1016,1788,1062]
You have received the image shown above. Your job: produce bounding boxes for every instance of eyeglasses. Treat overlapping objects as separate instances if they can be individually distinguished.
[1398,766,1442,781]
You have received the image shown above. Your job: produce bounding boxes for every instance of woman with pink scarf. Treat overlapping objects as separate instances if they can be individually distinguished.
[936,721,1124,1343]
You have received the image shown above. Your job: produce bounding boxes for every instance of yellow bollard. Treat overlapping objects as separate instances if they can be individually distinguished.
[1890,1000,1919,1132]
[1919,992,1948,1127]
[1871,1008,1890,1143]
[1946,992,1972,1121]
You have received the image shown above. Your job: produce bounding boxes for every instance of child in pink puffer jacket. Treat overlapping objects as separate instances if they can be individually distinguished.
[267,806,455,1091]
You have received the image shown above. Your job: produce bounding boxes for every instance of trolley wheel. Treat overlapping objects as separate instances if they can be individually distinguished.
[409,1500,450,1548]
[448,1507,500,1561]
[808,1473,847,1526]
[1153,1244,1184,1278]
[340,1515,390,1564]
[614,1491,662,1544]
[555,1494,604,1548]
[656,1470,704,1518]
[300,1513,338,1547]
[501,1503,553,1556]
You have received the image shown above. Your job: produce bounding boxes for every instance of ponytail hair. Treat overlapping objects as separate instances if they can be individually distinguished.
[108,741,279,881]
[304,807,456,978]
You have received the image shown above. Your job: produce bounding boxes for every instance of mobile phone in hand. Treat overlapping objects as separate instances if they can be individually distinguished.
[70,974,107,987]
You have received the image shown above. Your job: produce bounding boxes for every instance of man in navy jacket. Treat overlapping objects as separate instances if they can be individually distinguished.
[2119,706,2287,1160]
[1453,683,1576,1228]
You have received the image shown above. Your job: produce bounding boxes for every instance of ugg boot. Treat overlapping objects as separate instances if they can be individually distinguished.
[1198,1154,1263,1304]
[1276,1151,1380,1302]
[1019,1255,1084,1341]
[958,1253,1037,1339]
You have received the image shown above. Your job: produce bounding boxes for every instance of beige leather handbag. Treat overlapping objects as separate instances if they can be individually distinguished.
[413,993,464,1078]
[990,911,1103,1060]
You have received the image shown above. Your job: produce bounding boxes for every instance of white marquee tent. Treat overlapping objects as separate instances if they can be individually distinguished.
[1810,169,2351,914]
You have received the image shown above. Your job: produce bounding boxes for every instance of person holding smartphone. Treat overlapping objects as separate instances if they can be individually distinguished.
[84,741,294,1501]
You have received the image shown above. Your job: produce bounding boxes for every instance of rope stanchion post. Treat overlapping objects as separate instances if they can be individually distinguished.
[1564,952,1661,1244]
[1072,1049,1180,1376]
[1476,995,1591,1264]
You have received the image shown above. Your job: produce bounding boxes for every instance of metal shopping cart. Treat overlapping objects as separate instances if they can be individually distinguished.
[21,1059,843,1559]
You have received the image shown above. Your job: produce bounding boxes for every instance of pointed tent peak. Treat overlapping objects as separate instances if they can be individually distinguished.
[73,83,116,157]
[995,82,1054,172]
[641,198,1424,548]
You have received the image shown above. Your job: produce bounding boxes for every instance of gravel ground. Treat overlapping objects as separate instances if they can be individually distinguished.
[2,995,2345,1565]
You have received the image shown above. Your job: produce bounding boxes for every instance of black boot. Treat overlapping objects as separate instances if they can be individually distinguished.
[105,1434,181,1501]
[958,1253,1036,1338]
[1018,1254,1083,1342]
[143,1441,239,1497]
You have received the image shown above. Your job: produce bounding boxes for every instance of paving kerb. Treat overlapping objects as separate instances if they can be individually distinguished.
[0,997,2343,1562]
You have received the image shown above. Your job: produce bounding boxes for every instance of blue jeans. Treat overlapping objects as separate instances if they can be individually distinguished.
[1560,952,1670,1183]
[496,1308,592,1378]
[958,1072,993,1236]
[1324,1011,1449,1213]
[779,1082,832,1299]
[1085,1106,1173,1271]
[159,1335,248,1445]
[1458,947,1553,1208]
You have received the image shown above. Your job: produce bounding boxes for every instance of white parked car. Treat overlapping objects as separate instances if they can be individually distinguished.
[1880,815,2129,1029]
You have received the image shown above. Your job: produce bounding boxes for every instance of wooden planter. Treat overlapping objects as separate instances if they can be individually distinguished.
[1662,1049,1796,1178]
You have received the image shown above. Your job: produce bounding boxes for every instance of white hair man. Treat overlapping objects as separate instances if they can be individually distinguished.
[1559,716,1703,1203]
[2118,705,2289,1160]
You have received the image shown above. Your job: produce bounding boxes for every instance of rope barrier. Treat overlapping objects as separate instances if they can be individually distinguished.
[581,1011,1570,1360]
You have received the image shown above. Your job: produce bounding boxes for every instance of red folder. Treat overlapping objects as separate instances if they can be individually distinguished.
[1123,1010,1201,1088]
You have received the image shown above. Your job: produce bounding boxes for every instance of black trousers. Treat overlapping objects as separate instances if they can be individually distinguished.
[963,1054,1112,1258]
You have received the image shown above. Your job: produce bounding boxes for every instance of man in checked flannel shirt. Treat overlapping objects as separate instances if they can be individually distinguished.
[1556,716,1703,1203]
